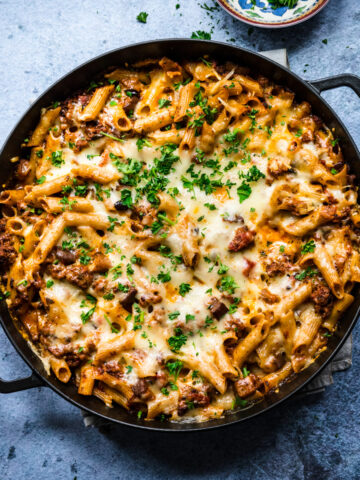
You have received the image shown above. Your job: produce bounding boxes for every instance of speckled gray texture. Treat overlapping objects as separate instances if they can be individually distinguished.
[0,1,359,479]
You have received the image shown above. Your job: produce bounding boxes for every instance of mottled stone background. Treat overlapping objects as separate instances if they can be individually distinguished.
[0,1,359,479]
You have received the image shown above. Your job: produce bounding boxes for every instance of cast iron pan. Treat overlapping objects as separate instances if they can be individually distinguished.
[0,39,360,432]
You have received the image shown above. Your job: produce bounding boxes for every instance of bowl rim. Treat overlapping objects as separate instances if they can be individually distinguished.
[215,0,330,28]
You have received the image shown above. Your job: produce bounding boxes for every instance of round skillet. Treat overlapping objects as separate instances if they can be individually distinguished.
[1,39,360,432]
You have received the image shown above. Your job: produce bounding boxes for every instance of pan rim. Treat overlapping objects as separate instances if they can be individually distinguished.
[1,38,359,432]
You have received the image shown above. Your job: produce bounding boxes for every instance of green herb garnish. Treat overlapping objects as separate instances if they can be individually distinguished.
[137,11,148,23]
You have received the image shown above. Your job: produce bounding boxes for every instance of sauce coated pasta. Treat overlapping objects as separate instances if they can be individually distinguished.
[1,56,359,422]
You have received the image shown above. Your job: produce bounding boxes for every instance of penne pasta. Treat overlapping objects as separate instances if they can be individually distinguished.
[2,55,359,425]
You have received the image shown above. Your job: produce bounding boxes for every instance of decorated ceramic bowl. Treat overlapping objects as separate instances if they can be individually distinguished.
[216,0,330,28]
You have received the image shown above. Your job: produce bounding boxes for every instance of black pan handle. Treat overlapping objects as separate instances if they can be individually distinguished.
[309,73,360,97]
[0,321,46,392]
[0,372,44,393]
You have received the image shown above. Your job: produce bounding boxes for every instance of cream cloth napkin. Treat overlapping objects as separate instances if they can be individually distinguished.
[82,48,352,427]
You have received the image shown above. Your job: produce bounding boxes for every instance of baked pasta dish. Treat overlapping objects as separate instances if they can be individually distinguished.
[1,56,359,423]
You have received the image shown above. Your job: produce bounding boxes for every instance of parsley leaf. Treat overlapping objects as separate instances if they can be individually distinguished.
[81,307,96,324]
[111,154,143,186]
[157,270,171,283]
[191,31,211,40]
[158,98,172,109]
[168,328,187,352]
[137,11,148,23]
[136,138,151,151]
[218,275,238,294]
[50,150,64,167]
[204,202,217,211]
[166,360,183,380]
[120,189,133,208]
[240,165,265,183]
[104,314,119,334]
[168,311,180,320]
[237,181,252,203]
[179,283,191,296]
[295,267,317,281]
[301,240,316,255]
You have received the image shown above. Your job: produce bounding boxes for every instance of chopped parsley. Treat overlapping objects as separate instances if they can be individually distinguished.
[179,283,191,296]
[81,307,96,324]
[50,150,64,167]
[120,189,133,208]
[218,275,238,294]
[100,132,123,142]
[60,197,77,211]
[110,264,123,280]
[166,360,183,380]
[118,283,130,293]
[167,328,188,352]
[204,202,217,211]
[223,128,241,156]
[239,165,265,183]
[157,213,175,226]
[217,262,229,275]
[157,270,171,283]
[107,215,121,232]
[126,263,134,276]
[191,31,211,40]
[79,252,91,265]
[104,314,119,334]
[301,240,316,255]
[237,166,265,204]
[137,11,148,23]
[295,267,317,281]
[231,396,248,409]
[111,154,143,186]
[103,292,115,300]
[74,184,88,196]
[237,181,252,203]
[136,138,151,151]
[168,311,180,320]
[133,304,144,331]
[158,98,172,109]
[248,108,258,133]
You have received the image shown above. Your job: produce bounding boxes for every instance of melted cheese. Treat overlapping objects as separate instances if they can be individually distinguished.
[4,57,357,425]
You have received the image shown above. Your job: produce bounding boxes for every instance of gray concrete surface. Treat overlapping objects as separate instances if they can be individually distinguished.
[0,1,359,478]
